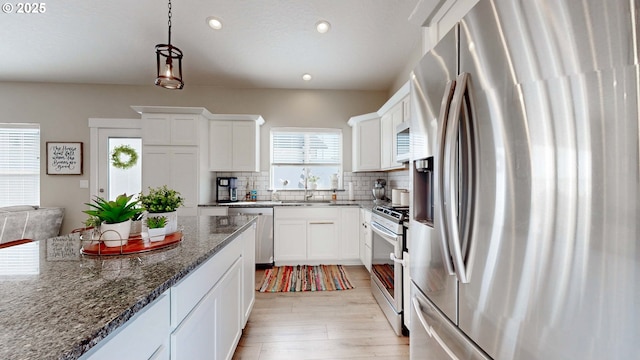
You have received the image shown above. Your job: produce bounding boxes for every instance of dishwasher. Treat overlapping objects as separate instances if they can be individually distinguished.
[228,207,274,268]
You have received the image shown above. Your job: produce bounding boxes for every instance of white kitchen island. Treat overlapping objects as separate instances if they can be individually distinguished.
[0,215,256,360]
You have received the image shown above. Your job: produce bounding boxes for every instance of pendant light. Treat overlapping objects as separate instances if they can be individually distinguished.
[155,0,184,89]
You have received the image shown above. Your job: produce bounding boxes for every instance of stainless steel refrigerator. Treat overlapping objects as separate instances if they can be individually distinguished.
[409,0,639,359]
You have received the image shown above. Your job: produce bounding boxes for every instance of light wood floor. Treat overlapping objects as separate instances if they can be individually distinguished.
[232,265,409,360]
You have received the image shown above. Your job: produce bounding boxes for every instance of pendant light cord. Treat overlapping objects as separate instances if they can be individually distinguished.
[167,0,172,45]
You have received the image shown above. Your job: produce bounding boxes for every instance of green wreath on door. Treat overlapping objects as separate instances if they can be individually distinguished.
[110,145,138,169]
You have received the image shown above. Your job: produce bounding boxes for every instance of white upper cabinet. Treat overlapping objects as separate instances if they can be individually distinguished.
[208,115,265,172]
[348,82,410,172]
[133,106,212,146]
[348,112,381,172]
[141,114,198,146]
[132,106,214,213]
[378,82,409,171]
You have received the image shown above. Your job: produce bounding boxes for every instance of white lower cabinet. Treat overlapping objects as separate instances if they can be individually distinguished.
[308,220,339,260]
[170,280,218,359]
[274,219,307,262]
[215,259,243,360]
[82,224,255,360]
[171,257,242,360]
[81,293,170,360]
[359,208,372,272]
[171,227,250,360]
[274,207,360,265]
[198,207,228,216]
[340,208,360,261]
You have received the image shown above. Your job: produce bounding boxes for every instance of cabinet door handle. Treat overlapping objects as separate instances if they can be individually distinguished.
[309,221,334,225]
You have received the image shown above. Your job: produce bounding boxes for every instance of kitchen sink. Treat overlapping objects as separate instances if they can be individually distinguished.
[223,200,337,206]
[226,201,283,206]
[279,200,335,206]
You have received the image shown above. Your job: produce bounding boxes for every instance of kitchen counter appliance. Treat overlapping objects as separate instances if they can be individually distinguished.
[372,179,387,204]
[228,207,273,267]
[409,0,639,359]
[216,177,238,203]
[370,204,408,336]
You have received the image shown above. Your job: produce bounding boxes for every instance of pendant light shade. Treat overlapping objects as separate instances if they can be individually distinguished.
[155,0,184,89]
[155,44,183,89]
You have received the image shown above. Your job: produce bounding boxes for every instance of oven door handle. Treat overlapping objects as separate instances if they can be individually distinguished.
[370,222,401,244]
[390,252,406,266]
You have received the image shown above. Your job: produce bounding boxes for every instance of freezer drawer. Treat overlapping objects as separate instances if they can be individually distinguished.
[410,282,489,360]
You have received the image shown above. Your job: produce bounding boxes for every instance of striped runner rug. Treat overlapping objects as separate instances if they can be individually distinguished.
[257,265,354,292]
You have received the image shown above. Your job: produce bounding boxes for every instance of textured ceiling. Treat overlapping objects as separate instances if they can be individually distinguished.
[0,0,421,90]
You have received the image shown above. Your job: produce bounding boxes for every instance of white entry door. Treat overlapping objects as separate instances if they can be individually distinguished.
[88,119,142,201]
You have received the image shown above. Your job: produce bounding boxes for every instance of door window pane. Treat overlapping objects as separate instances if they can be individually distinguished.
[108,138,142,201]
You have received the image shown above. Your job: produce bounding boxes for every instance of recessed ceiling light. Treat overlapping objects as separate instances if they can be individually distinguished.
[207,17,223,30]
[316,20,331,34]
[302,73,312,81]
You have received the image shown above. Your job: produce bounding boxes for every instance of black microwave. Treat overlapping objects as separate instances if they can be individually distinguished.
[395,122,410,163]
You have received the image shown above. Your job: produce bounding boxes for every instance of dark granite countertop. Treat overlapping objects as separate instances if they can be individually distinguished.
[0,215,256,360]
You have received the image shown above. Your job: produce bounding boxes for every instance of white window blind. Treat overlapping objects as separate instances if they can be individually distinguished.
[272,129,342,165]
[0,124,40,207]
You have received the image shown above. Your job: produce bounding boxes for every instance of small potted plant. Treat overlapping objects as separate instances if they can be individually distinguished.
[83,193,142,247]
[146,215,167,242]
[138,185,184,234]
[308,175,320,190]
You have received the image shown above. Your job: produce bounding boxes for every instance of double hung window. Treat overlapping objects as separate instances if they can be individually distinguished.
[270,128,342,190]
[0,124,40,206]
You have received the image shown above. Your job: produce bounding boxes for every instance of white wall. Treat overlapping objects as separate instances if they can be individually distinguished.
[0,82,387,233]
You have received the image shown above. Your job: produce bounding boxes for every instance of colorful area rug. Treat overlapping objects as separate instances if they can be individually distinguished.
[257,265,354,292]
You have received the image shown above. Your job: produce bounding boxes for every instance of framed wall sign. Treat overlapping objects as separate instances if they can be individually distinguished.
[46,142,83,175]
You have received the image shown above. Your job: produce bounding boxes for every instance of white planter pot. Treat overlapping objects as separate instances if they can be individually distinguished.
[148,227,166,242]
[144,211,178,234]
[100,220,132,247]
[130,220,142,236]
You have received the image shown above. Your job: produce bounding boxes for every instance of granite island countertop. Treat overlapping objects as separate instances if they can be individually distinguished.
[0,215,256,360]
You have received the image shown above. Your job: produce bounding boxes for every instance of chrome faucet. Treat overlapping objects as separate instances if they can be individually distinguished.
[303,168,313,201]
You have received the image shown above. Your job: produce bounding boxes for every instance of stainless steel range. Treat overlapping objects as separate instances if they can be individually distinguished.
[370,205,408,336]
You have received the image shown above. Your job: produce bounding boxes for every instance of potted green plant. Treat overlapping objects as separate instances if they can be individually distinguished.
[146,215,167,242]
[138,185,184,234]
[308,175,320,190]
[83,193,142,247]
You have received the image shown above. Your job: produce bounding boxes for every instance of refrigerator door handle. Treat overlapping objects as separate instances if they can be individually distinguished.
[444,72,475,284]
[435,79,457,276]
[412,297,460,360]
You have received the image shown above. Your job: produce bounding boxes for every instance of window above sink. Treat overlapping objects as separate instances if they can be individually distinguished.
[270,128,343,190]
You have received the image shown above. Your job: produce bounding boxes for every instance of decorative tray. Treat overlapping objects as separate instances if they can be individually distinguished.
[81,231,183,256]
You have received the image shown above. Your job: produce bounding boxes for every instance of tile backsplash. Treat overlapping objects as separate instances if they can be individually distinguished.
[215,169,409,202]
